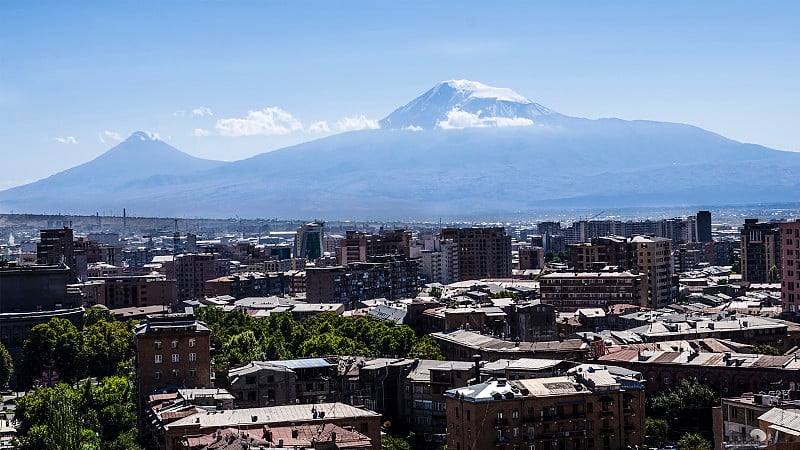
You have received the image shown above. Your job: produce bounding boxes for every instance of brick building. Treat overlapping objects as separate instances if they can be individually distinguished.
[305,256,419,309]
[440,227,512,281]
[539,271,645,311]
[445,365,646,450]
[134,313,212,395]
[741,219,781,283]
[780,220,800,317]
[174,253,229,301]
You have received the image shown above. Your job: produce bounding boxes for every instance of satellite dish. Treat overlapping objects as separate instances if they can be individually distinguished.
[750,429,767,442]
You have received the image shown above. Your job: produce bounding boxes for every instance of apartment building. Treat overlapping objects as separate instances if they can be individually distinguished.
[539,271,645,311]
[439,227,512,281]
[445,366,645,450]
[741,219,781,283]
[134,313,212,395]
[780,220,800,317]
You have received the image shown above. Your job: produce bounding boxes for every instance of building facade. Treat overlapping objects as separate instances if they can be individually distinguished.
[295,221,324,261]
[780,220,800,317]
[539,271,645,311]
[741,219,781,283]
[445,367,646,450]
[439,227,512,281]
[174,253,229,301]
[134,313,212,395]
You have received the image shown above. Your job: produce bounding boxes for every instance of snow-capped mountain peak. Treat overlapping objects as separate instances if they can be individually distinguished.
[379,80,560,130]
[438,80,532,104]
[126,131,160,142]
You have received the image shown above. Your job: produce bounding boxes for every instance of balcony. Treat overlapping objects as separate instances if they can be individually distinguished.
[539,430,588,440]
[494,418,509,427]
[496,436,511,445]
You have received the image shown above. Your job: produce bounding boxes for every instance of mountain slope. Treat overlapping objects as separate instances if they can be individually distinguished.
[1,83,799,219]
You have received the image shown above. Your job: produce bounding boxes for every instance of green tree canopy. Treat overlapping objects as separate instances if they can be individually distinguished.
[645,418,669,449]
[0,341,13,387]
[648,379,718,420]
[21,317,85,385]
[83,321,135,378]
[408,335,444,360]
[753,343,780,356]
[678,432,711,450]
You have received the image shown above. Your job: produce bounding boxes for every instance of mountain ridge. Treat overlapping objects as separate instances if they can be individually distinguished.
[1,81,799,219]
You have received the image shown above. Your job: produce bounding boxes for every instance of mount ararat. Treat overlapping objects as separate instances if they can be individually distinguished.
[2,80,799,219]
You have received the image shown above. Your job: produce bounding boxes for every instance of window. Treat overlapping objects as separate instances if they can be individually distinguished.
[171,354,180,363]
[172,369,180,378]
[189,353,197,362]
[154,371,162,379]
[663,376,670,385]
[513,409,519,419]
[189,368,196,378]
[246,376,256,384]
[188,338,196,348]
[267,375,275,383]
[154,354,163,364]
[155,340,162,350]
[171,340,179,349]
[361,422,369,433]
[247,391,256,401]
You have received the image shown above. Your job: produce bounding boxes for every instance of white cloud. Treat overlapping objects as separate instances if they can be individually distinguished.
[436,108,534,129]
[55,136,78,144]
[308,121,331,133]
[336,115,380,132]
[192,128,210,137]
[103,130,123,141]
[403,125,423,131]
[215,107,303,137]
[192,106,213,117]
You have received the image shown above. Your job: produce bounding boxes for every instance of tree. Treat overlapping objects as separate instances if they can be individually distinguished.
[678,432,711,450]
[382,434,412,450]
[20,318,85,385]
[491,290,519,301]
[769,264,781,283]
[83,306,117,327]
[753,343,780,356]
[0,341,13,387]
[14,383,98,450]
[83,321,135,378]
[646,418,669,448]
[648,379,718,420]
[408,335,444,360]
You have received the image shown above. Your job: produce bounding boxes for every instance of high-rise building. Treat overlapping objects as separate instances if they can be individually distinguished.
[631,235,673,308]
[740,219,781,283]
[779,220,800,317]
[37,227,83,282]
[305,256,420,309]
[294,221,324,260]
[174,253,229,301]
[439,227,511,281]
[518,247,545,270]
[336,229,411,265]
[697,210,712,243]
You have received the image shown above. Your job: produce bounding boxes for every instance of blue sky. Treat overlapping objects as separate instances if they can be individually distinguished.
[1,1,799,189]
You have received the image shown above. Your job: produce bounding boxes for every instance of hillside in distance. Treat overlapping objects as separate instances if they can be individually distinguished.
[2,81,800,219]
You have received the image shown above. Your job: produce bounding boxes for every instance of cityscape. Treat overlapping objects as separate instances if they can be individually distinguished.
[2,2,800,450]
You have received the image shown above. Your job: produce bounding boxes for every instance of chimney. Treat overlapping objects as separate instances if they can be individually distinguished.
[292,429,299,438]
[331,431,337,442]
